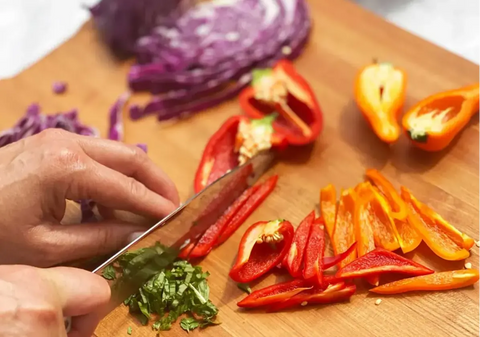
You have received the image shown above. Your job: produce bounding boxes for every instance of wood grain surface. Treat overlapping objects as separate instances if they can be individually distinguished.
[0,0,479,336]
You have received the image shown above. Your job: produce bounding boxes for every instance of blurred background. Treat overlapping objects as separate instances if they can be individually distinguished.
[0,0,478,79]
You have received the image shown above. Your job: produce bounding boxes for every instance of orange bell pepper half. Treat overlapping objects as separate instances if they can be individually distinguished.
[365,168,407,220]
[320,184,337,240]
[400,186,472,261]
[402,83,479,152]
[331,189,357,268]
[354,182,379,286]
[370,269,479,294]
[354,60,407,144]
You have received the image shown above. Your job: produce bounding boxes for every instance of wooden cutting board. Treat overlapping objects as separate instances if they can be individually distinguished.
[0,0,478,336]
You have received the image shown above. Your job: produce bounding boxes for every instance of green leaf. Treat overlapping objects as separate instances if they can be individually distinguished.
[237,283,252,294]
[180,317,200,332]
[127,326,132,335]
[251,68,273,86]
[102,265,116,280]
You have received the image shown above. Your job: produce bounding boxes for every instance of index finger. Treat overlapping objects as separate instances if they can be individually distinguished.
[74,136,180,206]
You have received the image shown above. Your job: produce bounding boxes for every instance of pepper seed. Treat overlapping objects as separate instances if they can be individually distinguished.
[301,301,308,306]
[465,262,472,269]
[375,299,382,306]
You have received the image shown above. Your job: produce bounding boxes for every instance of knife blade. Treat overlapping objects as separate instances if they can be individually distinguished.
[64,150,276,332]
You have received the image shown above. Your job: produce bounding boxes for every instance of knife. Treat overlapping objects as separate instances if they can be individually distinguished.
[64,150,276,333]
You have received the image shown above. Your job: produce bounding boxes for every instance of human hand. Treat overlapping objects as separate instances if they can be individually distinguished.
[0,129,180,267]
[0,264,110,337]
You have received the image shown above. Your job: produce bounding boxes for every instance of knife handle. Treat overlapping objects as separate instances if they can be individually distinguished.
[65,316,72,333]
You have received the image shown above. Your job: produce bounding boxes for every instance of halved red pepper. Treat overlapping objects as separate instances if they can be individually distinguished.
[239,59,323,145]
[237,279,311,308]
[215,175,278,246]
[230,219,294,283]
[302,217,325,286]
[336,248,434,280]
[282,211,315,278]
[268,282,356,312]
[194,115,287,193]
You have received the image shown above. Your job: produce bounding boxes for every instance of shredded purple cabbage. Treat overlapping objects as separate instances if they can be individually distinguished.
[0,103,99,148]
[107,92,130,142]
[52,81,68,94]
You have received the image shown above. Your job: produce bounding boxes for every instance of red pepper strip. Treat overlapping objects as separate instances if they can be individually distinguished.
[282,211,315,278]
[239,60,323,145]
[216,175,278,245]
[336,248,434,280]
[370,269,480,294]
[303,217,325,286]
[269,283,356,312]
[194,115,287,193]
[237,279,312,308]
[229,219,294,283]
[323,242,358,270]
[179,185,260,259]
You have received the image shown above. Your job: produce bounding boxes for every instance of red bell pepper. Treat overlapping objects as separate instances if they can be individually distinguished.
[302,217,325,286]
[268,282,356,312]
[239,59,323,146]
[336,248,434,280]
[237,279,312,308]
[179,185,259,259]
[229,219,294,283]
[216,175,278,245]
[282,211,315,278]
[194,115,287,193]
[323,242,357,270]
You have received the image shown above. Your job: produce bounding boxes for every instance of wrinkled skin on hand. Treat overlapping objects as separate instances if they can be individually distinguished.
[0,265,110,337]
[0,129,180,267]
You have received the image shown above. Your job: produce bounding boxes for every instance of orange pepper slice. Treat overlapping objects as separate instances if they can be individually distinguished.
[393,218,422,254]
[320,184,337,240]
[400,187,471,261]
[365,169,407,220]
[332,189,357,268]
[354,182,379,286]
[370,269,479,294]
[402,83,479,152]
[354,61,407,144]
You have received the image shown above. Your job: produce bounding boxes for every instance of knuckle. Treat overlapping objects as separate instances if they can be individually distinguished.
[36,128,68,141]
[127,144,148,166]
[23,303,60,328]
[128,177,148,199]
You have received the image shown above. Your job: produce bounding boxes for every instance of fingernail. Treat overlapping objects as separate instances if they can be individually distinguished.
[127,231,144,243]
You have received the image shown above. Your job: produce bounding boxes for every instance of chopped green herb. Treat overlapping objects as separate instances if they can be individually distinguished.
[127,326,132,335]
[102,265,116,280]
[114,244,219,332]
[180,317,200,332]
[237,283,252,294]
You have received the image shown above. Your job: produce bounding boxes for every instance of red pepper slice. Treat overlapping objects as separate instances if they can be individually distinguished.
[229,219,294,283]
[302,217,325,286]
[179,185,260,259]
[216,175,278,245]
[282,211,315,278]
[323,242,358,270]
[239,60,323,145]
[237,279,312,308]
[268,283,356,312]
[336,248,434,280]
[194,115,287,193]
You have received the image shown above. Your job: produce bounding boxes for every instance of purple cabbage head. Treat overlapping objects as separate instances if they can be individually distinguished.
[89,0,193,56]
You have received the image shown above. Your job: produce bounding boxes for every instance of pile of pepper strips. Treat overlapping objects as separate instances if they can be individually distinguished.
[229,169,478,311]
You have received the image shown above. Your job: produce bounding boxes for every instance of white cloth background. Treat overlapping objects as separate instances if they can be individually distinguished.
[0,0,478,80]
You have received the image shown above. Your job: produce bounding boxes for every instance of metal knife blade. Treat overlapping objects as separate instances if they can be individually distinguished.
[64,151,276,332]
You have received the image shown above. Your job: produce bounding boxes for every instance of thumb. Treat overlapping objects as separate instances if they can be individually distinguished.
[44,267,111,317]
[41,221,145,265]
